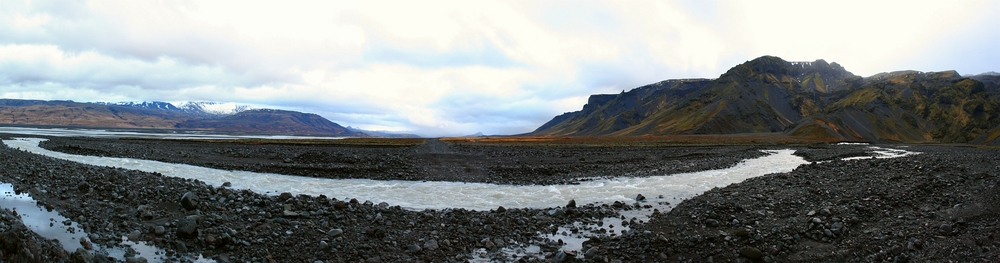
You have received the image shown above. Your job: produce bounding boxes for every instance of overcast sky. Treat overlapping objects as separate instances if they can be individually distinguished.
[2,0,998,136]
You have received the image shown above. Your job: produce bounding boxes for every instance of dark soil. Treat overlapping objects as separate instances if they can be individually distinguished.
[0,135,997,262]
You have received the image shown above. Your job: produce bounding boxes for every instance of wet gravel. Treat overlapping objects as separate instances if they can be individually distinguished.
[0,135,997,262]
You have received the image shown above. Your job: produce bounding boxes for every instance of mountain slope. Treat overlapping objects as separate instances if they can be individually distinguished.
[176,109,365,136]
[0,99,363,136]
[532,56,1000,143]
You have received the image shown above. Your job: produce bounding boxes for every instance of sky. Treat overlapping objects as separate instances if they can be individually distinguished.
[1,0,999,137]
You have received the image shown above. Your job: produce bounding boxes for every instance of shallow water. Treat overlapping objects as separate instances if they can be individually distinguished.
[1,183,166,262]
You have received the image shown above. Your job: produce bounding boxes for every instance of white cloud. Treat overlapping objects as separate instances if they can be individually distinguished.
[1,0,998,136]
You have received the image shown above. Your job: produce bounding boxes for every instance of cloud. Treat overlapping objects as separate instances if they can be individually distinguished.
[1,0,998,137]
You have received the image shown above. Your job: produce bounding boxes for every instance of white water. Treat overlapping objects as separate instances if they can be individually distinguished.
[4,138,806,211]
[842,146,920,160]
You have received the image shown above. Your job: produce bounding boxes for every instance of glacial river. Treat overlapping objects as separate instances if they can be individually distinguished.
[0,130,919,261]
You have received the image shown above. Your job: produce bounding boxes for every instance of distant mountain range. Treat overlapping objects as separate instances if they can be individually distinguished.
[0,99,366,137]
[532,56,1000,144]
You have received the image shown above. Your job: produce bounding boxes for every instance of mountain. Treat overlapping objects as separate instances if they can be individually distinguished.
[175,102,254,116]
[531,56,1000,144]
[176,109,365,136]
[0,99,364,136]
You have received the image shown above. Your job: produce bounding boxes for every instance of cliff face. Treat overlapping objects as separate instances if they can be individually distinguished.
[532,56,1000,143]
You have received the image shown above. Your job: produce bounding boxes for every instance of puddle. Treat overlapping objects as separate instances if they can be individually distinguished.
[0,182,167,262]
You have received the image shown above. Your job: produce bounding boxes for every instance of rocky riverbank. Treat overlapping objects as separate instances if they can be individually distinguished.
[1,135,997,262]
[38,137,766,185]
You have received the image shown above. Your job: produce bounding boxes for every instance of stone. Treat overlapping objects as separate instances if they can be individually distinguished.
[635,194,646,202]
[585,247,598,258]
[830,222,844,233]
[550,251,567,262]
[566,199,577,208]
[328,228,344,237]
[278,192,293,201]
[177,216,199,238]
[706,219,719,227]
[806,210,816,216]
[222,182,232,187]
[406,244,421,253]
[80,237,94,250]
[811,217,823,224]
[73,248,94,263]
[282,210,299,218]
[128,230,142,241]
[125,257,148,263]
[939,223,952,234]
[333,201,348,209]
[154,226,166,236]
[423,239,439,251]
[740,247,763,260]
[180,192,199,210]
[496,206,506,213]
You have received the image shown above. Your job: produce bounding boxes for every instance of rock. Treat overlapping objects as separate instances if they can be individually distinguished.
[811,217,822,224]
[566,199,577,208]
[635,194,646,202]
[72,247,94,263]
[333,201,348,210]
[278,192,293,201]
[127,230,142,241]
[740,247,763,260]
[222,182,232,187]
[732,219,740,226]
[824,229,835,237]
[423,239,439,251]
[406,243,421,253]
[125,257,148,263]
[180,192,199,210]
[496,206,506,213]
[807,210,816,216]
[706,219,719,227]
[939,223,952,234]
[78,182,90,193]
[830,222,844,233]
[80,237,93,250]
[328,228,344,237]
[177,216,199,238]
[550,251,567,262]
[585,247,598,258]
[154,226,166,236]
[282,210,299,218]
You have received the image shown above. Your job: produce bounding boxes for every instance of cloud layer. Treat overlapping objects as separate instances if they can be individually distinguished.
[2,0,998,136]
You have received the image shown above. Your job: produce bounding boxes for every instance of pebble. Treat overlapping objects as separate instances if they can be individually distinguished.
[177,215,199,238]
[180,191,199,210]
[328,228,344,237]
[128,230,142,241]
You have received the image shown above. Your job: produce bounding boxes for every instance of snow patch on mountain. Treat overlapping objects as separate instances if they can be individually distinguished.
[176,102,254,116]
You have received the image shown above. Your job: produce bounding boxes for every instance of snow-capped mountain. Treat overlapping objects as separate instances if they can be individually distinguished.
[96,101,181,111]
[97,101,253,116]
[175,102,254,116]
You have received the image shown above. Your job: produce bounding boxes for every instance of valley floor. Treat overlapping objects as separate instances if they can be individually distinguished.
[0,135,997,262]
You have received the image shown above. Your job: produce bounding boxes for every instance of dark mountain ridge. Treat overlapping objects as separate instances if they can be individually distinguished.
[532,56,1000,143]
[0,99,364,136]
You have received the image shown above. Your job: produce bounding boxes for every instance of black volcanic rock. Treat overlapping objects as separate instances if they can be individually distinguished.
[532,56,1000,143]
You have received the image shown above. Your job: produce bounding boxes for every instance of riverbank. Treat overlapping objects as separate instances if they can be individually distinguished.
[1,135,996,262]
